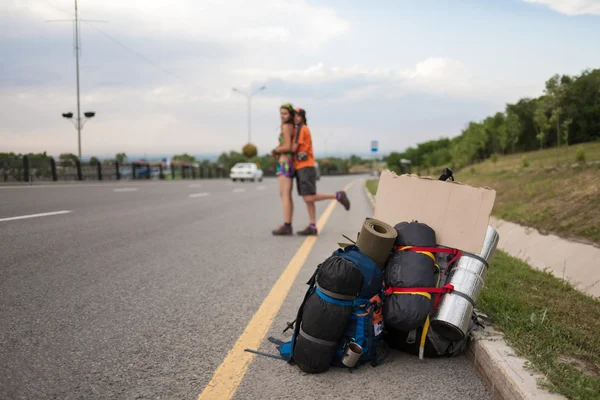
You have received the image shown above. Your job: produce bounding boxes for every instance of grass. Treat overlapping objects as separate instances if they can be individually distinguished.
[459,163,600,244]
[480,252,600,400]
[365,180,600,399]
[469,141,600,174]
[365,179,379,199]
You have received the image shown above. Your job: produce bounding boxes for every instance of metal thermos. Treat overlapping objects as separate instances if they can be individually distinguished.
[431,226,500,341]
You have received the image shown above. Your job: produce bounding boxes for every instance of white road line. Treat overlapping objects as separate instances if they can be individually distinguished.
[0,210,72,223]
[113,188,138,192]
[189,192,210,198]
[233,188,245,193]
[188,183,202,188]
[256,186,266,191]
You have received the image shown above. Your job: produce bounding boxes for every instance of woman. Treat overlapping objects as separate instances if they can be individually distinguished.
[271,104,296,236]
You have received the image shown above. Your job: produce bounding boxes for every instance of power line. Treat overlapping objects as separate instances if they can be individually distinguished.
[83,21,189,84]
[44,0,188,84]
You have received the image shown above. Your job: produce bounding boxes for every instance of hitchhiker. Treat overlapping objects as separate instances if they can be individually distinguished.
[271,104,296,236]
[293,108,350,236]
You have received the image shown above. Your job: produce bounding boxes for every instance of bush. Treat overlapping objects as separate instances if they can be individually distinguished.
[522,156,530,168]
[469,167,477,174]
[242,143,258,159]
[491,153,498,164]
[575,146,586,163]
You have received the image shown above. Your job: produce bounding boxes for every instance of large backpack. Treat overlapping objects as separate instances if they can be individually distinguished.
[384,247,484,358]
[267,245,388,370]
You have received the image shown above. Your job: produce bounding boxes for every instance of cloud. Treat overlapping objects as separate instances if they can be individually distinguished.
[523,0,600,15]
[11,0,349,50]
[234,57,471,101]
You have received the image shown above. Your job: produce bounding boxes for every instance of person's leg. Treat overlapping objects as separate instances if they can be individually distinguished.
[282,176,294,225]
[272,166,294,235]
[296,167,319,236]
[302,193,335,202]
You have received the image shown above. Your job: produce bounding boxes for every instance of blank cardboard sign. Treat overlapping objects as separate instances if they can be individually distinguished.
[373,171,496,254]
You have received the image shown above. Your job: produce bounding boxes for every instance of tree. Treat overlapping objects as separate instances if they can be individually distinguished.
[172,153,196,163]
[217,151,247,170]
[242,143,258,159]
[115,153,128,164]
[534,102,550,151]
[505,111,522,154]
[349,154,364,166]
[89,157,100,166]
[59,153,78,167]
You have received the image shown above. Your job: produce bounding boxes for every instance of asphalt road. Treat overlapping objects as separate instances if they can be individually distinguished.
[0,177,490,399]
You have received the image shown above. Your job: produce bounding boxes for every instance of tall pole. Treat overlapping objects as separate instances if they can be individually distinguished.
[247,96,251,144]
[75,0,82,160]
[233,86,266,146]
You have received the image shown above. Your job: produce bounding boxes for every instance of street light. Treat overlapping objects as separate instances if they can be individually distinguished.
[62,111,96,159]
[232,85,266,144]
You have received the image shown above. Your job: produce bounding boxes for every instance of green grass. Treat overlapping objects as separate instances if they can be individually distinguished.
[468,142,600,174]
[365,179,379,198]
[459,163,600,244]
[481,252,600,400]
[366,179,600,399]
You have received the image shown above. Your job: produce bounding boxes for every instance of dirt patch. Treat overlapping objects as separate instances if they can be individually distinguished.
[558,355,599,379]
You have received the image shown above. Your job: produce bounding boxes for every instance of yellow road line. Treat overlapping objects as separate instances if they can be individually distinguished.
[197,181,356,400]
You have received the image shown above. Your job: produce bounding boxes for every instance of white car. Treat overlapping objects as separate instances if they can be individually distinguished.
[230,162,263,182]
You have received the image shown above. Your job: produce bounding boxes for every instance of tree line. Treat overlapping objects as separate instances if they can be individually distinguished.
[386,68,600,171]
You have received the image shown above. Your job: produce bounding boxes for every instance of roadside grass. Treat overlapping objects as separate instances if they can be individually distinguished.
[458,163,600,244]
[467,141,600,174]
[365,179,379,198]
[480,251,600,400]
[366,180,600,399]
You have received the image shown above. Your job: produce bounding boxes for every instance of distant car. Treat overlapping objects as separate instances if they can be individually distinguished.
[230,163,263,182]
[314,161,321,181]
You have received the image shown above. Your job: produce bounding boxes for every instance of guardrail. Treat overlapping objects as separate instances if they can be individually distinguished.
[1,156,230,183]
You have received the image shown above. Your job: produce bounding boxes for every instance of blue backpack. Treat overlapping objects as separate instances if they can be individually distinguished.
[259,245,388,370]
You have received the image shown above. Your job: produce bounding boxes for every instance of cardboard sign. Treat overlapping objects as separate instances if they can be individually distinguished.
[373,171,496,254]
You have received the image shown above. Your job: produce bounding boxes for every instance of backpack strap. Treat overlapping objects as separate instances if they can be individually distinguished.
[316,282,356,301]
[299,325,338,347]
[315,287,356,306]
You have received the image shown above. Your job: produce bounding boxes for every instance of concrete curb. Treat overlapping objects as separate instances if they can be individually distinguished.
[362,180,566,400]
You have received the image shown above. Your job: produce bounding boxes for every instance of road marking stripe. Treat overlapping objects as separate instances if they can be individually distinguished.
[233,188,245,193]
[197,181,355,400]
[188,183,203,188]
[189,192,210,198]
[0,210,72,222]
[256,186,266,191]
[113,188,138,192]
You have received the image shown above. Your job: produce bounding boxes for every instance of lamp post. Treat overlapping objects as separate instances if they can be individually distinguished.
[62,111,95,159]
[232,86,266,144]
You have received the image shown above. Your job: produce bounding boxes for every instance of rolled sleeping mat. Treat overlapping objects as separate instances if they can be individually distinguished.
[431,226,500,341]
[384,222,438,332]
[355,218,397,269]
[293,255,363,373]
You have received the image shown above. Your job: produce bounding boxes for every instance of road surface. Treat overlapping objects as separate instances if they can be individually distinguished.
[0,177,490,399]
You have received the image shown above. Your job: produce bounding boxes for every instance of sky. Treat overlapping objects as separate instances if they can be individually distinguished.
[2,0,600,159]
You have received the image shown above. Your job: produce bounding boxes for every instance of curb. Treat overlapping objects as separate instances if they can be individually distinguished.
[362,180,566,400]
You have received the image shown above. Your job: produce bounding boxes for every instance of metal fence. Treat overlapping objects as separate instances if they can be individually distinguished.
[0,155,230,183]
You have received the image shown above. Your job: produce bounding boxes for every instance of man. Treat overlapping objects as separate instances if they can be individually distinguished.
[292,108,350,236]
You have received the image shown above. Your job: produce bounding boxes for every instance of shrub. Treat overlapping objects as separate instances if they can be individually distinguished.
[575,146,586,163]
[522,156,530,168]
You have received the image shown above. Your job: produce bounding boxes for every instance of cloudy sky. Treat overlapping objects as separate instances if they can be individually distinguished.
[2,0,600,158]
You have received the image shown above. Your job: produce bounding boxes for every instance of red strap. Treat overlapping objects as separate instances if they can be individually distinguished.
[384,284,454,296]
[385,284,455,311]
[394,246,463,274]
